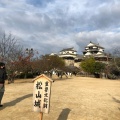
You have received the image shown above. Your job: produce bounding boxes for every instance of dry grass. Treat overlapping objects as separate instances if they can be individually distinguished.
[0,75,120,120]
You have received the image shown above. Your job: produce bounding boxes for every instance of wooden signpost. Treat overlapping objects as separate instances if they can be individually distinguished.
[33,74,54,120]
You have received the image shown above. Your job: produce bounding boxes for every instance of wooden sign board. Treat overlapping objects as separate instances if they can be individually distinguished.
[33,74,54,113]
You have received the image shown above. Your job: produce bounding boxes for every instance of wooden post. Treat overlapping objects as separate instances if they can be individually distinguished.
[40,112,43,120]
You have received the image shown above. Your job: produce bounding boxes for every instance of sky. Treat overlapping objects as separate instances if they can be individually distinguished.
[0,0,120,55]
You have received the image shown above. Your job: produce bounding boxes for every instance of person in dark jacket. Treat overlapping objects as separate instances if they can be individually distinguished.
[0,62,7,107]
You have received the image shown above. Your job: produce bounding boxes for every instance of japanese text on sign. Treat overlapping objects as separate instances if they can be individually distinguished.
[33,75,52,114]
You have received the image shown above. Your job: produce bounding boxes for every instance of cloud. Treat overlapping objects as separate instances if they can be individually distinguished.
[0,0,120,55]
[90,1,120,30]
[26,0,55,7]
[75,30,120,53]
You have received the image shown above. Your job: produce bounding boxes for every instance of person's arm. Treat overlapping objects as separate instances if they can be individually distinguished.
[4,69,8,80]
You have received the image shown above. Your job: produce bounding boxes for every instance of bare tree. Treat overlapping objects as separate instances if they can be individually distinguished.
[112,47,120,71]
[107,47,120,78]
[0,32,23,63]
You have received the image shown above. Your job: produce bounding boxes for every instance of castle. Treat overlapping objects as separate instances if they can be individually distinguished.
[50,41,112,67]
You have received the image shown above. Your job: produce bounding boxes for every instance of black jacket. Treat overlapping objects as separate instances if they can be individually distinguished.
[0,68,7,84]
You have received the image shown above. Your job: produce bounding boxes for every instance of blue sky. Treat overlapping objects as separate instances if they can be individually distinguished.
[0,0,120,55]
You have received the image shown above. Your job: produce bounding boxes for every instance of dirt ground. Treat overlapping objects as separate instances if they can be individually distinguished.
[0,75,120,120]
